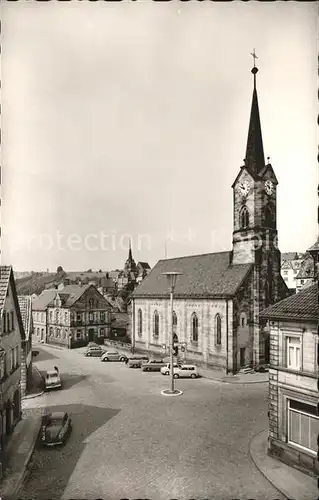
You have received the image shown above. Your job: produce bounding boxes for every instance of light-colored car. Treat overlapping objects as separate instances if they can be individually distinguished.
[173,365,199,379]
[85,346,106,357]
[100,350,127,362]
[44,370,62,390]
[141,359,166,372]
[127,356,149,368]
[160,363,180,375]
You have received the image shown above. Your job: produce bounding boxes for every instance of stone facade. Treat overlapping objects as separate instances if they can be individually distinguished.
[262,285,319,477]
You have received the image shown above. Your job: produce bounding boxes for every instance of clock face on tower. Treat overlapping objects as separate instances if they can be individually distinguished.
[265,180,274,195]
[237,180,250,197]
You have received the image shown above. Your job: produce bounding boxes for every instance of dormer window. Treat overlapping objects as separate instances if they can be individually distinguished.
[240,206,250,228]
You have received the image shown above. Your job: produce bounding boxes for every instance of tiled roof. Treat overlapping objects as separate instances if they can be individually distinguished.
[281,252,299,262]
[18,295,33,340]
[132,252,253,298]
[111,312,129,329]
[307,238,319,253]
[296,255,314,279]
[260,283,318,322]
[32,289,57,311]
[0,266,25,340]
[55,284,90,307]
[137,262,151,269]
[0,266,12,312]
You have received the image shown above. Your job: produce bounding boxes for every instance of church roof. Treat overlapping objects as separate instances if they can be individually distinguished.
[132,252,252,299]
[260,283,318,322]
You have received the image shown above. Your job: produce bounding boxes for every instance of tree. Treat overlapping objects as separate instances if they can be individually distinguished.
[57,266,64,273]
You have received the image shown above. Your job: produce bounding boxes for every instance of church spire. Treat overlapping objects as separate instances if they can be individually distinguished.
[245,50,265,176]
[128,239,133,262]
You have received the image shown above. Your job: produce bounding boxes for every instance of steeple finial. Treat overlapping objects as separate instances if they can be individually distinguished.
[250,49,258,89]
[244,50,265,176]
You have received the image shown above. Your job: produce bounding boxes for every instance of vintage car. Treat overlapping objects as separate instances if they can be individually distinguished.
[100,350,128,362]
[44,369,62,391]
[127,356,149,368]
[172,365,199,379]
[141,359,167,372]
[160,363,180,376]
[85,346,106,357]
[39,412,72,447]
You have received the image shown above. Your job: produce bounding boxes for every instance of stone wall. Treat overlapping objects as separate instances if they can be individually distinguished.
[133,297,233,371]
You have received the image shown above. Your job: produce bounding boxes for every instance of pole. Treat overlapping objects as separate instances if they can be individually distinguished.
[170,289,174,392]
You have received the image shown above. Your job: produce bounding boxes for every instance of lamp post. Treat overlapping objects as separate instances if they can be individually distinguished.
[161,271,182,396]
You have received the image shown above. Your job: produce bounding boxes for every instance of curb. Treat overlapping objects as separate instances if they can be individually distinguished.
[22,390,44,400]
[248,428,288,499]
[199,372,269,384]
[15,418,42,499]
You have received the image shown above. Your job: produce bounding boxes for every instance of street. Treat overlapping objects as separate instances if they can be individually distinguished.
[20,345,284,500]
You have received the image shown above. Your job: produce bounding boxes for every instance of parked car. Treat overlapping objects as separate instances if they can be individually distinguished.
[172,365,199,379]
[160,363,180,375]
[44,369,62,391]
[141,359,167,372]
[100,350,128,362]
[85,346,106,357]
[39,412,72,447]
[127,356,149,368]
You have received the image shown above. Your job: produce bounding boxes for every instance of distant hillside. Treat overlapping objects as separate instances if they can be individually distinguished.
[16,272,61,296]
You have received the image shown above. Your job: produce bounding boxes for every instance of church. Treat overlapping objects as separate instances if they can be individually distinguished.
[131,61,290,373]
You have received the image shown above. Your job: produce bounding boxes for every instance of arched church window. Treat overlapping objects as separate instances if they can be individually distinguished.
[137,309,143,337]
[215,314,222,345]
[153,310,159,338]
[240,312,247,328]
[240,206,250,228]
[191,313,198,342]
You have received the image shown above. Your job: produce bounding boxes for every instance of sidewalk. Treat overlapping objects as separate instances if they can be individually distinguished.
[23,364,44,400]
[198,366,269,384]
[249,429,318,500]
[1,413,42,499]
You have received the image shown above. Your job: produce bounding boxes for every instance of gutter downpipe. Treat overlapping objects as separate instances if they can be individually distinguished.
[226,298,229,374]
[132,299,135,355]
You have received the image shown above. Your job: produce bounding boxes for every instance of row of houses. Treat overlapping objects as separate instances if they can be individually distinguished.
[0,266,33,477]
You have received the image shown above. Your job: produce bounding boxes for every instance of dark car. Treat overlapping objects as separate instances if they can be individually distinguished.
[39,412,72,447]
[85,346,105,357]
[127,356,149,368]
[141,359,166,372]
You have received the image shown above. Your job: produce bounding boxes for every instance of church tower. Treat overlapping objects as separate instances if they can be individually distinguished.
[124,240,137,275]
[231,53,286,366]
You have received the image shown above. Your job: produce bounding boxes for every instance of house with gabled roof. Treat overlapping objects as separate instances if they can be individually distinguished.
[18,296,33,396]
[261,280,318,476]
[131,62,289,373]
[32,288,57,343]
[46,284,112,348]
[0,266,25,476]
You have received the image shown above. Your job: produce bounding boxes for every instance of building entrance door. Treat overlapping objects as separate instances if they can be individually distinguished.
[240,347,246,367]
[88,329,95,342]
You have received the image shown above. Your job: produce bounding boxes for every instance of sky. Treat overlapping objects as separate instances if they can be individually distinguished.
[1,1,317,272]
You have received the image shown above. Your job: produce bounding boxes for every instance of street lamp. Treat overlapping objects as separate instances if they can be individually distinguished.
[161,271,182,396]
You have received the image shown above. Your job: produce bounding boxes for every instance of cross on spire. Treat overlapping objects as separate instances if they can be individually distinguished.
[251,48,258,68]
